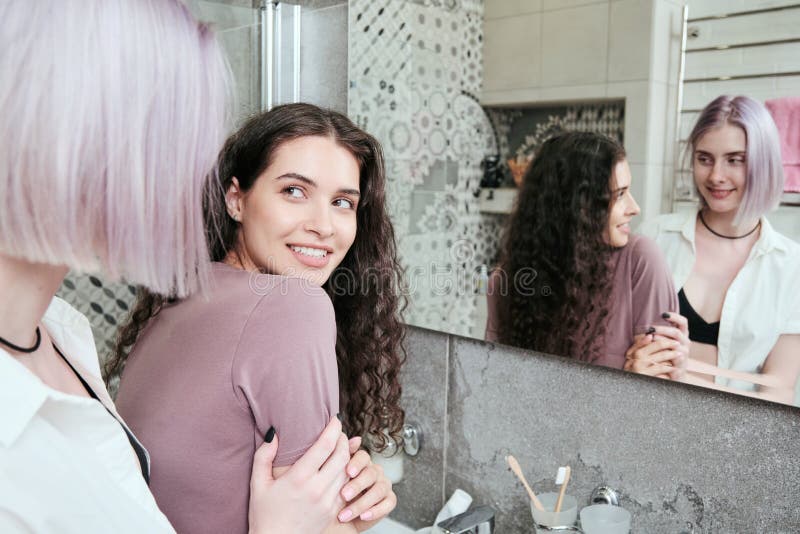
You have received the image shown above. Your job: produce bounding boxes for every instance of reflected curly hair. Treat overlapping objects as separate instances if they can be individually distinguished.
[107,103,406,449]
[495,132,625,361]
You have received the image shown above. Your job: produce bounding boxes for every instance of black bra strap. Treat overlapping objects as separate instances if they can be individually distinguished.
[52,344,150,485]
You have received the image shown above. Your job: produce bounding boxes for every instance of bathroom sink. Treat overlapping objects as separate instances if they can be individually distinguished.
[364,518,418,534]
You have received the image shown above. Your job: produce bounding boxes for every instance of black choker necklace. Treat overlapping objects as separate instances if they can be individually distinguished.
[0,327,41,353]
[699,211,761,240]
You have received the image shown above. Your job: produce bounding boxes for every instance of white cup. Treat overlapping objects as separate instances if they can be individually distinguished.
[531,492,578,532]
[579,504,631,534]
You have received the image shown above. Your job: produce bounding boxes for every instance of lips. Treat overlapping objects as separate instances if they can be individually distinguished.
[706,187,734,200]
[287,244,332,269]
[616,222,631,234]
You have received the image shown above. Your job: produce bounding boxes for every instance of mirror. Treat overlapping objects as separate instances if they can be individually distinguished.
[347,0,800,406]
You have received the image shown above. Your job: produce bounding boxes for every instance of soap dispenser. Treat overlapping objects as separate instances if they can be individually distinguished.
[366,431,404,484]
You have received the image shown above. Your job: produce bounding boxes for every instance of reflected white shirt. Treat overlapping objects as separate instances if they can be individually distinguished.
[638,209,800,392]
[0,297,174,533]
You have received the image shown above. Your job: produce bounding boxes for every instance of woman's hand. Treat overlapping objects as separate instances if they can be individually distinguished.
[338,438,398,532]
[650,312,690,380]
[624,313,689,380]
[248,417,351,534]
[624,334,680,377]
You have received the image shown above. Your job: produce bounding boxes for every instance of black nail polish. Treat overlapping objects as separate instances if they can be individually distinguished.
[336,413,342,422]
[661,312,670,319]
[265,427,275,443]
[645,326,656,335]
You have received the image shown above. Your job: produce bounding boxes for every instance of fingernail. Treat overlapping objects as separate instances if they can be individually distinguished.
[645,326,656,335]
[360,511,374,521]
[342,488,355,500]
[336,413,342,422]
[338,509,353,522]
[265,427,275,443]
[661,312,670,319]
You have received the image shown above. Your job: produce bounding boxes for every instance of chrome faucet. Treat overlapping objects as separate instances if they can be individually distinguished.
[436,505,495,534]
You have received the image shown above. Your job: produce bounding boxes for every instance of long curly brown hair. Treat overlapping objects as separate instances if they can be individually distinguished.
[107,103,406,448]
[495,132,625,362]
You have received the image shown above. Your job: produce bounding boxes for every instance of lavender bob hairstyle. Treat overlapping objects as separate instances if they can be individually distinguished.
[688,95,784,224]
[0,0,231,297]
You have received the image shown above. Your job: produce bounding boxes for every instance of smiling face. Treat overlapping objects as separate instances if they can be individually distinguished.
[692,124,747,215]
[225,135,360,286]
[604,159,640,248]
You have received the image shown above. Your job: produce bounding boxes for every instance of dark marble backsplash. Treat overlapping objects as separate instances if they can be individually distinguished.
[392,326,800,533]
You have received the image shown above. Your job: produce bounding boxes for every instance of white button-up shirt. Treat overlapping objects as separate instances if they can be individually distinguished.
[0,297,174,533]
[638,210,800,392]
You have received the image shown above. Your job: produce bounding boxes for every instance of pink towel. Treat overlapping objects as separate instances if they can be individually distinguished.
[765,97,800,193]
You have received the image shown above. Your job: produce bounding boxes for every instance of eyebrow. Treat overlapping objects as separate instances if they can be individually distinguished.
[695,150,746,157]
[276,172,361,196]
[611,186,629,193]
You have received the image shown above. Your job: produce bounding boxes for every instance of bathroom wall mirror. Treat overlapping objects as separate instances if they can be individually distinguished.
[347,0,800,406]
[52,0,800,409]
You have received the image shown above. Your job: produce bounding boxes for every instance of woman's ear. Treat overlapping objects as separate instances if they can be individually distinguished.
[226,177,243,222]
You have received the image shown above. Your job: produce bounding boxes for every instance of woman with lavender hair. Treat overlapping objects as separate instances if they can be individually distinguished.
[637,95,800,405]
[0,1,381,532]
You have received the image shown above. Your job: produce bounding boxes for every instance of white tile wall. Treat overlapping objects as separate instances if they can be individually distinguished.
[628,162,667,221]
[608,80,650,163]
[192,0,257,30]
[482,13,543,91]
[646,80,671,165]
[678,111,699,140]
[541,3,610,86]
[537,82,610,101]
[484,0,542,19]
[608,0,653,82]
[543,0,608,10]
[769,205,800,243]
[480,87,545,105]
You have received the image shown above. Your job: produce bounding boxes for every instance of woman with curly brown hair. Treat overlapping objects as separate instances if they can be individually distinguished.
[107,103,405,534]
[485,132,687,375]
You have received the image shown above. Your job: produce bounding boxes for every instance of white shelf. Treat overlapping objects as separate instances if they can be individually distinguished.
[478,187,517,214]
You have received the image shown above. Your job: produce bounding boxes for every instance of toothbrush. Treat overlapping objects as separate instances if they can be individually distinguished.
[505,455,545,511]
[554,466,571,513]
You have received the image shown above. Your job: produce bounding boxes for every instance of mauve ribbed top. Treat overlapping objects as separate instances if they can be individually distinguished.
[485,234,679,368]
[116,262,339,534]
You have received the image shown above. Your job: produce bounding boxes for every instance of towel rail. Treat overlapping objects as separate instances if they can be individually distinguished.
[684,71,800,83]
[686,37,800,53]
[688,3,800,23]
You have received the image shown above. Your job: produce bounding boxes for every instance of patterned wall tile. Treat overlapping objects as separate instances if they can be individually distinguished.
[56,274,138,364]
[350,0,495,337]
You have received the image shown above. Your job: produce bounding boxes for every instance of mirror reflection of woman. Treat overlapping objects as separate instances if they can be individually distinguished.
[108,104,404,534]
[486,132,687,376]
[638,95,800,404]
